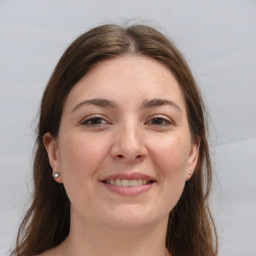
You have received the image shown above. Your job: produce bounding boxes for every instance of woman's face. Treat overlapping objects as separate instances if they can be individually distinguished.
[44,56,199,230]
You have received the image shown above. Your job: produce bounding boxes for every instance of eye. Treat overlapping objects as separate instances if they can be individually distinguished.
[81,116,109,126]
[145,116,172,126]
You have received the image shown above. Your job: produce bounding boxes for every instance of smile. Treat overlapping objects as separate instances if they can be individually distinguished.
[102,179,154,187]
[100,173,156,196]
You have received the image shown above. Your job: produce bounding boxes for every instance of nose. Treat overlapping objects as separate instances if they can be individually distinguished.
[110,123,147,163]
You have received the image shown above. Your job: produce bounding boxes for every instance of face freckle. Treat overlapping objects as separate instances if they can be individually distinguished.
[45,56,199,230]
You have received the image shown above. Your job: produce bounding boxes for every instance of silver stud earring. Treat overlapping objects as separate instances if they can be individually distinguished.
[53,172,60,178]
[188,170,192,175]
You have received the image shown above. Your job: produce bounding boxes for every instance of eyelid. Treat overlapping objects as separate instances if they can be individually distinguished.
[145,115,174,126]
[80,114,111,126]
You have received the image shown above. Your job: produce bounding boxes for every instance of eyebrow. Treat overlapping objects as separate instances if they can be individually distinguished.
[72,98,117,112]
[72,97,182,113]
[142,98,182,113]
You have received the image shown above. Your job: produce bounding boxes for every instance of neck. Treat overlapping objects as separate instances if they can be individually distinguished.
[61,211,170,256]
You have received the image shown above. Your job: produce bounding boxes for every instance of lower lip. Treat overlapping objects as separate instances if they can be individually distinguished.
[101,182,154,196]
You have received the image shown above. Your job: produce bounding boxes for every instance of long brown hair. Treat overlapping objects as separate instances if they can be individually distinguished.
[11,24,217,256]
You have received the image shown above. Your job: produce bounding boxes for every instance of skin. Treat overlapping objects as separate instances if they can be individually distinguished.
[43,56,199,256]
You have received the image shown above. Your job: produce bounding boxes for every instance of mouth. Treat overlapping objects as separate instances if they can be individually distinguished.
[100,173,156,196]
[102,179,155,187]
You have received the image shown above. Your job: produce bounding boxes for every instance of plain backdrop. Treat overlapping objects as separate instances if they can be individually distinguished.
[0,1,255,255]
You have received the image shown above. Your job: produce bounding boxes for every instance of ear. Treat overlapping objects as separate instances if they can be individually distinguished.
[186,136,200,181]
[43,132,63,183]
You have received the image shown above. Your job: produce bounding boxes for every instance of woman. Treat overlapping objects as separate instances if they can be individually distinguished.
[11,24,218,256]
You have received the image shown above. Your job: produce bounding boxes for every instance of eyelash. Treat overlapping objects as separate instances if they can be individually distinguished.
[145,116,172,126]
[81,115,172,127]
[81,115,109,126]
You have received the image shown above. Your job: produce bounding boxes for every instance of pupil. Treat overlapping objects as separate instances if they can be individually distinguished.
[91,118,101,124]
[153,118,162,124]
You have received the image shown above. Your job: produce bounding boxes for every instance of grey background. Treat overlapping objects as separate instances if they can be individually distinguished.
[0,1,255,255]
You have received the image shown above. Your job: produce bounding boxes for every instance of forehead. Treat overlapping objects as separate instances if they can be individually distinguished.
[63,56,186,112]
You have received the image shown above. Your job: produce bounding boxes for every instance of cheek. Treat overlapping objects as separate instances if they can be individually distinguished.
[152,136,190,176]
[57,133,110,211]
[155,137,190,210]
[58,133,109,180]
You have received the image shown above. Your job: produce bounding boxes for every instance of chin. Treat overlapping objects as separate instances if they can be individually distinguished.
[100,204,166,231]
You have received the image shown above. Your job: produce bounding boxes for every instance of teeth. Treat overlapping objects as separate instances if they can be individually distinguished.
[129,180,137,186]
[122,179,130,187]
[116,179,122,186]
[104,179,151,187]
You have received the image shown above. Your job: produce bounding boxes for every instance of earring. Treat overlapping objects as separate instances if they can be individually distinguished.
[53,172,60,178]
[188,170,192,175]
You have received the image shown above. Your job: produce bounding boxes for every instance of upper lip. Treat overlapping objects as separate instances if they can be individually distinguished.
[100,172,156,182]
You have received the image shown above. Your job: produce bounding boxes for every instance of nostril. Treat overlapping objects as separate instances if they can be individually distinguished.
[136,154,145,159]
[113,153,146,161]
